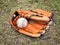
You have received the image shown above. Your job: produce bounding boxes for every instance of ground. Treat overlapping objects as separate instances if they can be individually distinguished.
[0,0,60,45]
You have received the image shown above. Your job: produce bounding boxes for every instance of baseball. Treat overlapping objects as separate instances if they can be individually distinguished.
[17,18,28,28]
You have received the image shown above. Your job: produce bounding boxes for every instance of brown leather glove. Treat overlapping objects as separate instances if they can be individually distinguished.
[10,9,53,37]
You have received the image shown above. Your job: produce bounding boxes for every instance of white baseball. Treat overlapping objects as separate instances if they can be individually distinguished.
[17,18,28,28]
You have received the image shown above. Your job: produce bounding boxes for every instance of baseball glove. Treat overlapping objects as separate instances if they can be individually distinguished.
[10,9,53,37]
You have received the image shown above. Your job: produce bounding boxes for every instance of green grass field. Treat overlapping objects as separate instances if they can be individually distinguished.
[0,0,60,45]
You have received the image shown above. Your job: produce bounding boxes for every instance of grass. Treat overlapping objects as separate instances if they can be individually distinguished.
[0,0,60,45]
